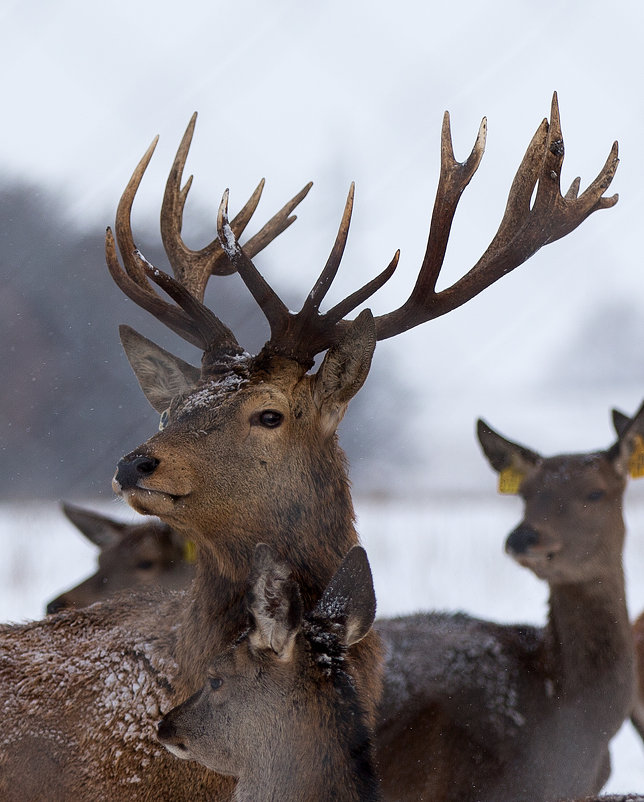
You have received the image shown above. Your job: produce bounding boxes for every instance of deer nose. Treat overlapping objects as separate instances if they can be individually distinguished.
[505,524,540,555]
[157,716,177,743]
[114,455,160,490]
[46,597,69,615]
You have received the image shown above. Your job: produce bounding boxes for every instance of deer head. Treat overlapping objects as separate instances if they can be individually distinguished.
[45,503,194,614]
[157,544,378,801]
[477,400,644,585]
[108,95,618,593]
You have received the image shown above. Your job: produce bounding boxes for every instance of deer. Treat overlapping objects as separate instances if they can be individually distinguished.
[375,401,644,802]
[0,96,618,800]
[45,503,196,614]
[610,407,644,745]
[632,607,644,740]
[157,543,381,802]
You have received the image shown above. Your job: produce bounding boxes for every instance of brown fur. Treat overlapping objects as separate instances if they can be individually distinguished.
[0,324,383,800]
[46,503,195,614]
[158,545,381,802]
[373,409,643,802]
[3,102,618,798]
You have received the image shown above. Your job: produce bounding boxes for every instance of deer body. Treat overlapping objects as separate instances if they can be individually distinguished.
[375,410,642,802]
[0,591,233,801]
[0,100,618,798]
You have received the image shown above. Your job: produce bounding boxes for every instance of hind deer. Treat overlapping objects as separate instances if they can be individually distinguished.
[45,503,196,614]
[157,543,381,802]
[0,97,618,800]
[611,407,644,746]
[376,402,644,801]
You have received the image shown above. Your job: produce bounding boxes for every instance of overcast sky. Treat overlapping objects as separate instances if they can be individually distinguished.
[2,0,644,477]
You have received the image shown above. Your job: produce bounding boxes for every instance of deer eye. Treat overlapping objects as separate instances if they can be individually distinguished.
[136,560,154,571]
[209,677,223,691]
[256,410,283,428]
[587,489,605,502]
[159,409,171,431]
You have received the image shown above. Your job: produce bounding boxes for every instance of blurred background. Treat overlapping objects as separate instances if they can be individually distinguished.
[2,0,644,790]
[2,0,644,500]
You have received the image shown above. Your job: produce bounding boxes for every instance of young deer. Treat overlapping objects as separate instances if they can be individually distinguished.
[376,402,644,802]
[158,544,380,802]
[45,503,195,614]
[0,98,618,800]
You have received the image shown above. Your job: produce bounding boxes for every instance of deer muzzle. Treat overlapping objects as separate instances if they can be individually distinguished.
[505,524,540,556]
[113,454,160,492]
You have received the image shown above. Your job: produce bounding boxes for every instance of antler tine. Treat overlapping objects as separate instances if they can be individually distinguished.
[105,228,205,348]
[105,228,216,348]
[139,256,240,353]
[109,116,314,356]
[114,136,160,291]
[325,250,400,325]
[242,181,313,259]
[420,112,487,295]
[373,92,619,340]
[217,189,290,334]
[161,112,269,298]
[218,185,400,365]
[299,183,356,319]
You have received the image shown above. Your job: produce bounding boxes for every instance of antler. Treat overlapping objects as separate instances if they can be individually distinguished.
[106,113,312,351]
[216,183,400,365]
[374,92,618,338]
[216,92,618,365]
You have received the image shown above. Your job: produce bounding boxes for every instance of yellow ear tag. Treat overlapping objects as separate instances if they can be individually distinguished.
[629,435,644,479]
[183,540,197,564]
[498,466,524,495]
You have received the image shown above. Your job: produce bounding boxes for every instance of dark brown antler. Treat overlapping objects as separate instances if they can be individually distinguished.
[105,113,312,351]
[216,183,399,365]
[216,92,618,365]
[373,92,618,339]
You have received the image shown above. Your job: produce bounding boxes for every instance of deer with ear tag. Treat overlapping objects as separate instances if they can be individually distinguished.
[377,401,644,802]
[158,544,380,802]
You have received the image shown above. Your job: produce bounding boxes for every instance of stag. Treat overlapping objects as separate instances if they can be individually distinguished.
[158,544,380,802]
[376,401,644,801]
[0,97,618,800]
[46,503,195,614]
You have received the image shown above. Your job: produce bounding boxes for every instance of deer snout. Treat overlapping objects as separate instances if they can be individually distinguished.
[505,524,540,555]
[113,454,160,492]
[157,715,192,759]
[46,596,71,615]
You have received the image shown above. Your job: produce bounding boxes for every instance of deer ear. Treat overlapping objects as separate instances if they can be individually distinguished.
[608,399,644,479]
[476,419,541,495]
[119,325,201,414]
[313,546,376,647]
[247,544,303,661]
[312,310,376,438]
[61,502,126,550]
[611,408,632,439]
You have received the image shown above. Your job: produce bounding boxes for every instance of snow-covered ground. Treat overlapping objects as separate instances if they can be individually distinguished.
[1,494,643,794]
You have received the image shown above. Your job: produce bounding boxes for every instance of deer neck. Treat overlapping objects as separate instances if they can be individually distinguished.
[544,558,633,713]
[232,703,379,802]
[174,460,359,695]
